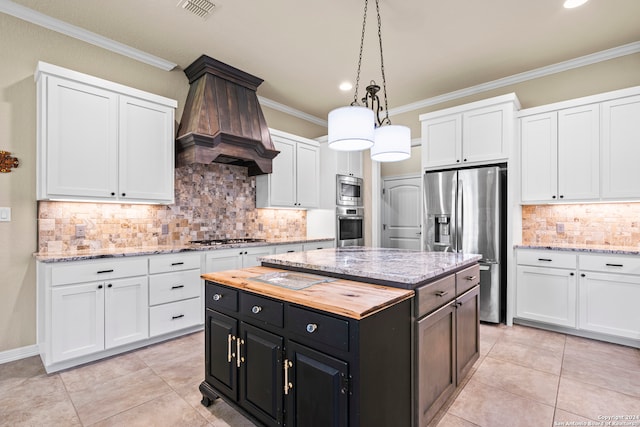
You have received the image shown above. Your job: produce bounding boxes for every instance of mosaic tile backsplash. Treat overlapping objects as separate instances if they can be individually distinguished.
[522,203,640,247]
[38,163,306,253]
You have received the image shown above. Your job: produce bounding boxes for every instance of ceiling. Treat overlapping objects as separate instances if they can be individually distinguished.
[7,0,640,126]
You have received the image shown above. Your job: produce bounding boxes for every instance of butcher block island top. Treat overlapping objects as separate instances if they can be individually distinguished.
[201,266,413,320]
[259,246,482,289]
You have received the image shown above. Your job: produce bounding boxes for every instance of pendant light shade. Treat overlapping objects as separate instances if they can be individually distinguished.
[328,106,375,151]
[371,125,411,162]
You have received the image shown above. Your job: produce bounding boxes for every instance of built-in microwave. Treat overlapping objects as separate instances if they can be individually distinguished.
[336,174,363,206]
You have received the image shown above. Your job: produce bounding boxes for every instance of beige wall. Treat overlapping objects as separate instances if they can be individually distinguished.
[0,14,311,354]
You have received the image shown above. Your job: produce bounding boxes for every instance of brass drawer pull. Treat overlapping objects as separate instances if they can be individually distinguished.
[284,359,293,395]
[227,334,233,363]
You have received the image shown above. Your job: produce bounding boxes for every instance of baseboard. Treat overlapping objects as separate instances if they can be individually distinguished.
[0,344,40,365]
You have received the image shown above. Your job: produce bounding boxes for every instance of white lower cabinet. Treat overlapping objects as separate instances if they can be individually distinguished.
[205,246,275,272]
[302,240,335,251]
[515,249,640,346]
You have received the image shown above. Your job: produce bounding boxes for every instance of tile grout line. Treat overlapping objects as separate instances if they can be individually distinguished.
[550,333,567,427]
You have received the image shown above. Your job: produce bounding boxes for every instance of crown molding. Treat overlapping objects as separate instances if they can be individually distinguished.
[258,96,328,127]
[389,41,640,116]
[0,0,177,71]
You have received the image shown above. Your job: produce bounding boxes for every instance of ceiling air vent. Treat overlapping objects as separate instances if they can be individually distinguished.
[177,0,215,19]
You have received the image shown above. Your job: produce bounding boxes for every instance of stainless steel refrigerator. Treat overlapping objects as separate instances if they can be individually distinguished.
[423,164,506,323]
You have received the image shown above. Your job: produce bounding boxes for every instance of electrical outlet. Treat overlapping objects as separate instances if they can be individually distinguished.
[556,223,565,234]
[161,224,169,235]
[0,207,11,222]
[75,224,86,238]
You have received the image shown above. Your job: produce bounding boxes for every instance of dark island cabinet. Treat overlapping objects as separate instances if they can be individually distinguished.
[201,280,412,427]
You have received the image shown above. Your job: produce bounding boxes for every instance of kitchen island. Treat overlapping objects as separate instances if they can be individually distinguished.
[200,247,481,426]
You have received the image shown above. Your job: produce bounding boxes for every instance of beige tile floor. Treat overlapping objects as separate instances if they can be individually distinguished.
[0,324,638,427]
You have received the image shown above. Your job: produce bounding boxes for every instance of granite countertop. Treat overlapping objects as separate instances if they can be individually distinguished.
[259,247,482,288]
[34,238,335,263]
[201,266,414,320]
[515,244,640,256]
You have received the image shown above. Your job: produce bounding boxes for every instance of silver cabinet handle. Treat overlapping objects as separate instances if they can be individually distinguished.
[306,323,318,333]
[252,305,262,314]
[213,294,222,301]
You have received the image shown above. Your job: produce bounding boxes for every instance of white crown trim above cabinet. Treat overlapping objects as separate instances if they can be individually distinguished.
[35,61,177,204]
[256,129,320,209]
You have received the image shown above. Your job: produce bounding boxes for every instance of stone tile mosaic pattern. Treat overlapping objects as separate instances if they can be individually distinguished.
[522,203,640,248]
[38,163,306,253]
[2,325,638,426]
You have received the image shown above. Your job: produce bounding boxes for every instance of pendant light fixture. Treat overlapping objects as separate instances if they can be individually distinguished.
[327,0,411,162]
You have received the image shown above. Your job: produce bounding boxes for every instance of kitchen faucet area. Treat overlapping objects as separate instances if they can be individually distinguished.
[1,1,640,426]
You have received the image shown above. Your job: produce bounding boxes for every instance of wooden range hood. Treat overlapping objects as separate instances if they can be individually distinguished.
[176,55,279,175]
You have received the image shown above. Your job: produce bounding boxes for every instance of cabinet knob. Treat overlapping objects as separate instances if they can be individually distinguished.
[121,193,126,197]
[559,195,564,199]
[251,305,262,314]
[108,283,113,288]
[213,294,222,301]
[463,158,467,162]
[98,284,103,289]
[581,273,586,277]
[306,323,318,333]
[570,272,575,276]
[110,192,115,196]
[552,195,557,199]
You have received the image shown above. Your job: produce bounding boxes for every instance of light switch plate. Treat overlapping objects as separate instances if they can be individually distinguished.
[0,207,11,222]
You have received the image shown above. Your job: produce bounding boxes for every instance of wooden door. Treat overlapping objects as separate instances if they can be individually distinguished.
[382,176,421,249]
[286,341,349,427]
[455,286,480,383]
[205,309,238,399]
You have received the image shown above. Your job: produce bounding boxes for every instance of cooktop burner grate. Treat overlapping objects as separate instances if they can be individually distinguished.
[190,238,267,246]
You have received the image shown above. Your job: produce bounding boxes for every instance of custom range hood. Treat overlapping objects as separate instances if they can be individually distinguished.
[176,55,278,175]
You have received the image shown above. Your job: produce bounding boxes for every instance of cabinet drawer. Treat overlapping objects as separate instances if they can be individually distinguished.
[149,297,202,337]
[149,270,201,306]
[579,254,640,275]
[416,274,455,317]
[51,257,147,286]
[517,250,577,269]
[288,306,349,352]
[456,264,480,295]
[240,292,284,328]
[205,282,238,312]
[149,253,201,274]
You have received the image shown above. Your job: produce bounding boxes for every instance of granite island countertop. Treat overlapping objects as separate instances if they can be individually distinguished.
[259,247,482,289]
[34,238,335,263]
[515,244,640,256]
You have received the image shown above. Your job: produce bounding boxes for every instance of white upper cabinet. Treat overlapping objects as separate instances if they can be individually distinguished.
[336,151,363,178]
[36,61,177,204]
[256,129,320,209]
[520,86,640,204]
[420,94,519,170]
[521,105,600,203]
[601,94,640,200]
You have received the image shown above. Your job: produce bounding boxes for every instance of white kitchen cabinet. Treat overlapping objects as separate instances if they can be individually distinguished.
[318,141,363,209]
[256,129,320,209]
[273,243,304,254]
[46,258,148,365]
[520,104,599,203]
[515,250,577,328]
[35,61,176,204]
[205,246,275,273]
[601,94,640,200]
[578,254,640,340]
[420,94,519,170]
[302,240,335,251]
[336,151,363,178]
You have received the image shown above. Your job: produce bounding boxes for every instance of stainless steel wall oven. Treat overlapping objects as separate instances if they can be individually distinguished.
[336,206,364,247]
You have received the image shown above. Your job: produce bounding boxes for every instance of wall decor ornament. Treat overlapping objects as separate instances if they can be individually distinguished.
[0,150,19,173]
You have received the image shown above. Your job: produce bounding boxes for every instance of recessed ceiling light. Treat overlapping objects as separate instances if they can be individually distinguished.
[563,0,589,9]
[339,82,353,91]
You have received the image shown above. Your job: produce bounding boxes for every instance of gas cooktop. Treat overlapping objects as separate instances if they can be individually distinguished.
[190,238,267,246]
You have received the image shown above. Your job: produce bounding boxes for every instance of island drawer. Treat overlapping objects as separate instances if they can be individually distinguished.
[456,264,480,295]
[240,292,284,328]
[205,282,238,312]
[416,274,455,317]
[288,305,349,352]
[149,270,201,306]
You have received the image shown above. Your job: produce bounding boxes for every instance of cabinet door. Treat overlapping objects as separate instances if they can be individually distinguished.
[206,250,243,272]
[296,142,320,208]
[557,104,600,201]
[422,114,462,168]
[205,309,239,399]
[239,322,284,426]
[51,282,105,362]
[520,113,558,202]
[337,151,363,178]
[455,286,479,383]
[104,276,149,348]
[579,272,640,340]
[269,137,297,207]
[286,341,349,427]
[242,246,275,268]
[601,95,640,199]
[462,103,509,163]
[516,266,577,327]
[119,96,174,203]
[43,76,118,200]
[416,302,456,426]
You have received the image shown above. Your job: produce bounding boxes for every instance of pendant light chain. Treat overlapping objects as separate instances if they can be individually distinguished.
[352,0,369,106]
[375,0,391,125]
